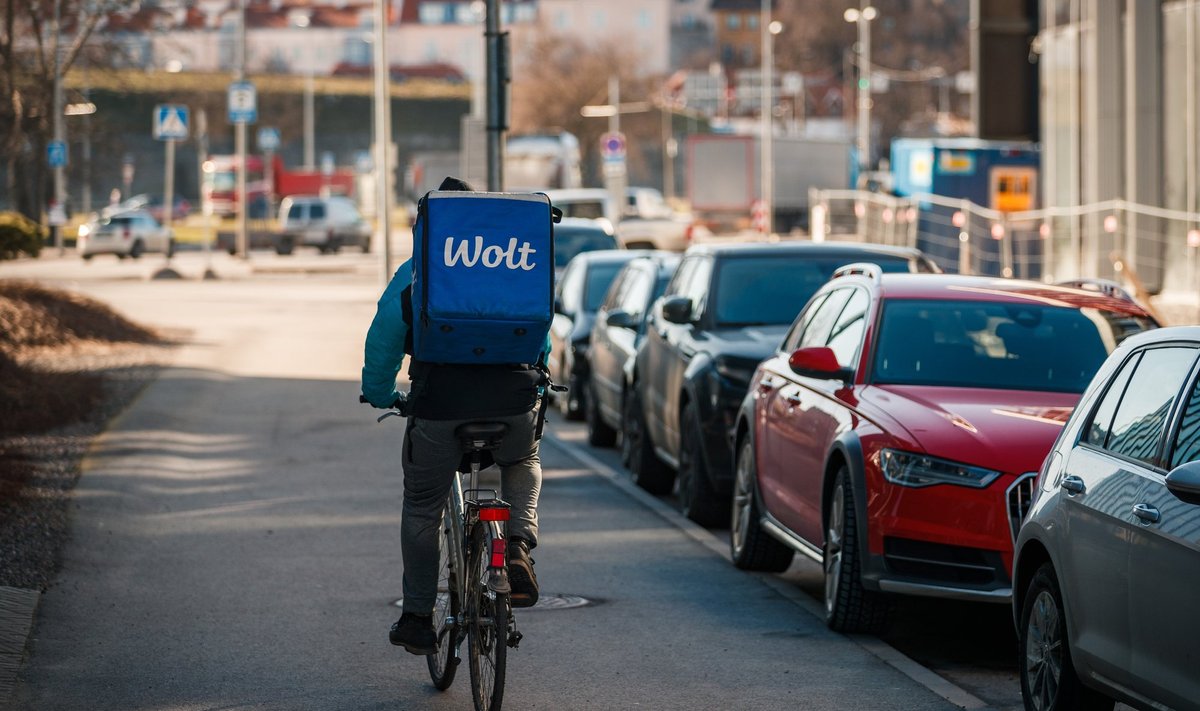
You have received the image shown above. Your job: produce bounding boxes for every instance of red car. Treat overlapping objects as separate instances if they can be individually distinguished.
[730,268,1158,632]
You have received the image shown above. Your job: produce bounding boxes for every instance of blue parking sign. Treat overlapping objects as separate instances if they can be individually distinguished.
[47,141,68,168]
[228,81,257,124]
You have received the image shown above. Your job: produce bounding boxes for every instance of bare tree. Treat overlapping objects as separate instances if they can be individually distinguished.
[0,0,123,219]
[772,0,969,147]
[510,33,664,185]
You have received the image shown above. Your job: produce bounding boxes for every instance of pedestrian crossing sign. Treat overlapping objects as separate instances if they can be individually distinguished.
[154,105,189,141]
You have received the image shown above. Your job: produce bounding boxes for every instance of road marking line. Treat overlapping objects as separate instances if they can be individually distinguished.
[545,433,991,711]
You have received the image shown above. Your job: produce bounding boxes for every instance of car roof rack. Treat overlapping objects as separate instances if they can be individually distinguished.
[831,262,883,284]
[1054,278,1139,305]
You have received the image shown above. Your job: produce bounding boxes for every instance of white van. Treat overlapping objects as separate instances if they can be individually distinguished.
[276,195,371,255]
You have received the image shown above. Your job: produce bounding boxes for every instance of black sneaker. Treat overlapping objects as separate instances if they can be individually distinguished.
[389,612,436,655]
[508,537,539,608]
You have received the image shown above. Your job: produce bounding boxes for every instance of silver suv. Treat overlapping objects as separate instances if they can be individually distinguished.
[1013,326,1200,711]
[276,195,370,255]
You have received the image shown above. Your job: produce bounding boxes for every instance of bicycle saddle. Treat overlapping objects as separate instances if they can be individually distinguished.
[455,422,509,450]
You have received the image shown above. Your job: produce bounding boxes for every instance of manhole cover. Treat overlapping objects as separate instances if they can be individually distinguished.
[528,593,594,610]
[391,593,594,611]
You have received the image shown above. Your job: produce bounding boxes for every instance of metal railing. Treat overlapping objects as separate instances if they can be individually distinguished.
[808,189,1200,305]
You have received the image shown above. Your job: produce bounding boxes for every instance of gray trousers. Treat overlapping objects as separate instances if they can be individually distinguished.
[400,406,542,615]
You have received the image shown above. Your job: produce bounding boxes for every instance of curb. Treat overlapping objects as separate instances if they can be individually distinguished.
[0,586,39,705]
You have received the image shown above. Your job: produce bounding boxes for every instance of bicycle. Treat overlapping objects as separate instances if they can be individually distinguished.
[367,395,521,711]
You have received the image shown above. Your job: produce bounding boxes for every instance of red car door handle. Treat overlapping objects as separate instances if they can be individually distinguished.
[783,394,802,406]
[758,376,778,391]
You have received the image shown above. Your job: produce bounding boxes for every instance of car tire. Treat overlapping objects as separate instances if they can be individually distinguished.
[275,236,295,256]
[559,357,584,421]
[81,254,93,262]
[676,401,728,527]
[166,238,176,258]
[824,465,889,633]
[624,385,673,495]
[730,437,794,571]
[1019,563,1115,711]
[129,240,144,259]
[585,379,617,447]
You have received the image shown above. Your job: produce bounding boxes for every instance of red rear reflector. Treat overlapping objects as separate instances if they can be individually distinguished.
[478,507,509,522]
[490,538,506,568]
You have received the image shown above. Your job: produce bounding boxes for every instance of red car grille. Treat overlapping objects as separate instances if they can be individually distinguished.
[1007,473,1037,543]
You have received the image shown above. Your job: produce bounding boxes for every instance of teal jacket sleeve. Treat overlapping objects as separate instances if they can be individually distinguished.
[361,260,413,408]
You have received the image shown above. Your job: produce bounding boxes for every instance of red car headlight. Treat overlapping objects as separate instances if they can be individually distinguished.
[880,449,1002,489]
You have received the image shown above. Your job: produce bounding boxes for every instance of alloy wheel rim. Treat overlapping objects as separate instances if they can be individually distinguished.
[824,484,844,615]
[732,445,753,554]
[1025,589,1063,711]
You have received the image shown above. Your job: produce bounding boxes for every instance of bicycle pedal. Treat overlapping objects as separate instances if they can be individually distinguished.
[507,630,523,649]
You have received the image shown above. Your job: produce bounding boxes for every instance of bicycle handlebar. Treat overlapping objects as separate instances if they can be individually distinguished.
[360,393,410,419]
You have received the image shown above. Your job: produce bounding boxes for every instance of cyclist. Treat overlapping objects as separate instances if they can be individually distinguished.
[361,176,547,657]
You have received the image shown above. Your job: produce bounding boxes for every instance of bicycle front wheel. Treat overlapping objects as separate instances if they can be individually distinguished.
[427,503,461,690]
[466,524,508,711]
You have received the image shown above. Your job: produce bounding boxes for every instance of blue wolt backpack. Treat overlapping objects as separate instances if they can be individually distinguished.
[411,190,558,364]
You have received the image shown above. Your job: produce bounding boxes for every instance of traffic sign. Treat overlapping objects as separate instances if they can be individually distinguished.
[600,132,626,162]
[47,141,67,168]
[153,104,189,141]
[228,81,257,124]
[257,126,281,153]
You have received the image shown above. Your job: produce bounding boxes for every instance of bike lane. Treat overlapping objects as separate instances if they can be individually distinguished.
[6,274,963,710]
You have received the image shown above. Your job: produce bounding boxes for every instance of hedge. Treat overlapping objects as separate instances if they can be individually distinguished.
[0,212,46,260]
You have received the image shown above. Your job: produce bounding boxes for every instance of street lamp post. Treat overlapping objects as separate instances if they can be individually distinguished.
[51,0,65,255]
[844,5,877,173]
[760,2,781,235]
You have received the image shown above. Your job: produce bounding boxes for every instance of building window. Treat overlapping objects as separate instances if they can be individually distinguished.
[727,13,740,30]
[636,9,650,28]
[513,4,536,22]
[747,13,758,30]
[555,9,568,29]
[594,10,607,28]
[455,3,478,23]
[419,3,444,24]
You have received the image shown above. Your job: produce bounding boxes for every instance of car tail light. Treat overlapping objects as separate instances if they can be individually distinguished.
[489,538,507,568]
[684,224,695,243]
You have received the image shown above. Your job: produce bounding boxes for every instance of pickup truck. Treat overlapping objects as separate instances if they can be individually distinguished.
[545,187,696,252]
[613,187,698,251]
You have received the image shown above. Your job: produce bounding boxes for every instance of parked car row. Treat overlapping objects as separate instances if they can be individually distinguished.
[554,238,1200,711]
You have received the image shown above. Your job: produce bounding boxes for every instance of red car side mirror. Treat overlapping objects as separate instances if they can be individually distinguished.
[788,347,854,384]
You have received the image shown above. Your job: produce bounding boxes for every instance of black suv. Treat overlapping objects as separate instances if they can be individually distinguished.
[628,242,938,525]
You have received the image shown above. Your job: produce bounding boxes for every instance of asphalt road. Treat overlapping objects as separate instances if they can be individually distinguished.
[3,250,1027,710]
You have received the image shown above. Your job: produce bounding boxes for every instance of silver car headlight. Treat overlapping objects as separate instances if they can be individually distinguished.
[879,449,1001,489]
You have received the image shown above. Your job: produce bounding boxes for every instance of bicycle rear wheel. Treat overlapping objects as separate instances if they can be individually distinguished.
[466,525,508,711]
[426,503,461,690]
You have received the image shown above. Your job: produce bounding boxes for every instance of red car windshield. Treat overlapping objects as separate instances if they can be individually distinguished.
[871,299,1156,392]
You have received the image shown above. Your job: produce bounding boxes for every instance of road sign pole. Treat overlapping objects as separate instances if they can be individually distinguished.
[164,139,175,229]
[235,0,248,261]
